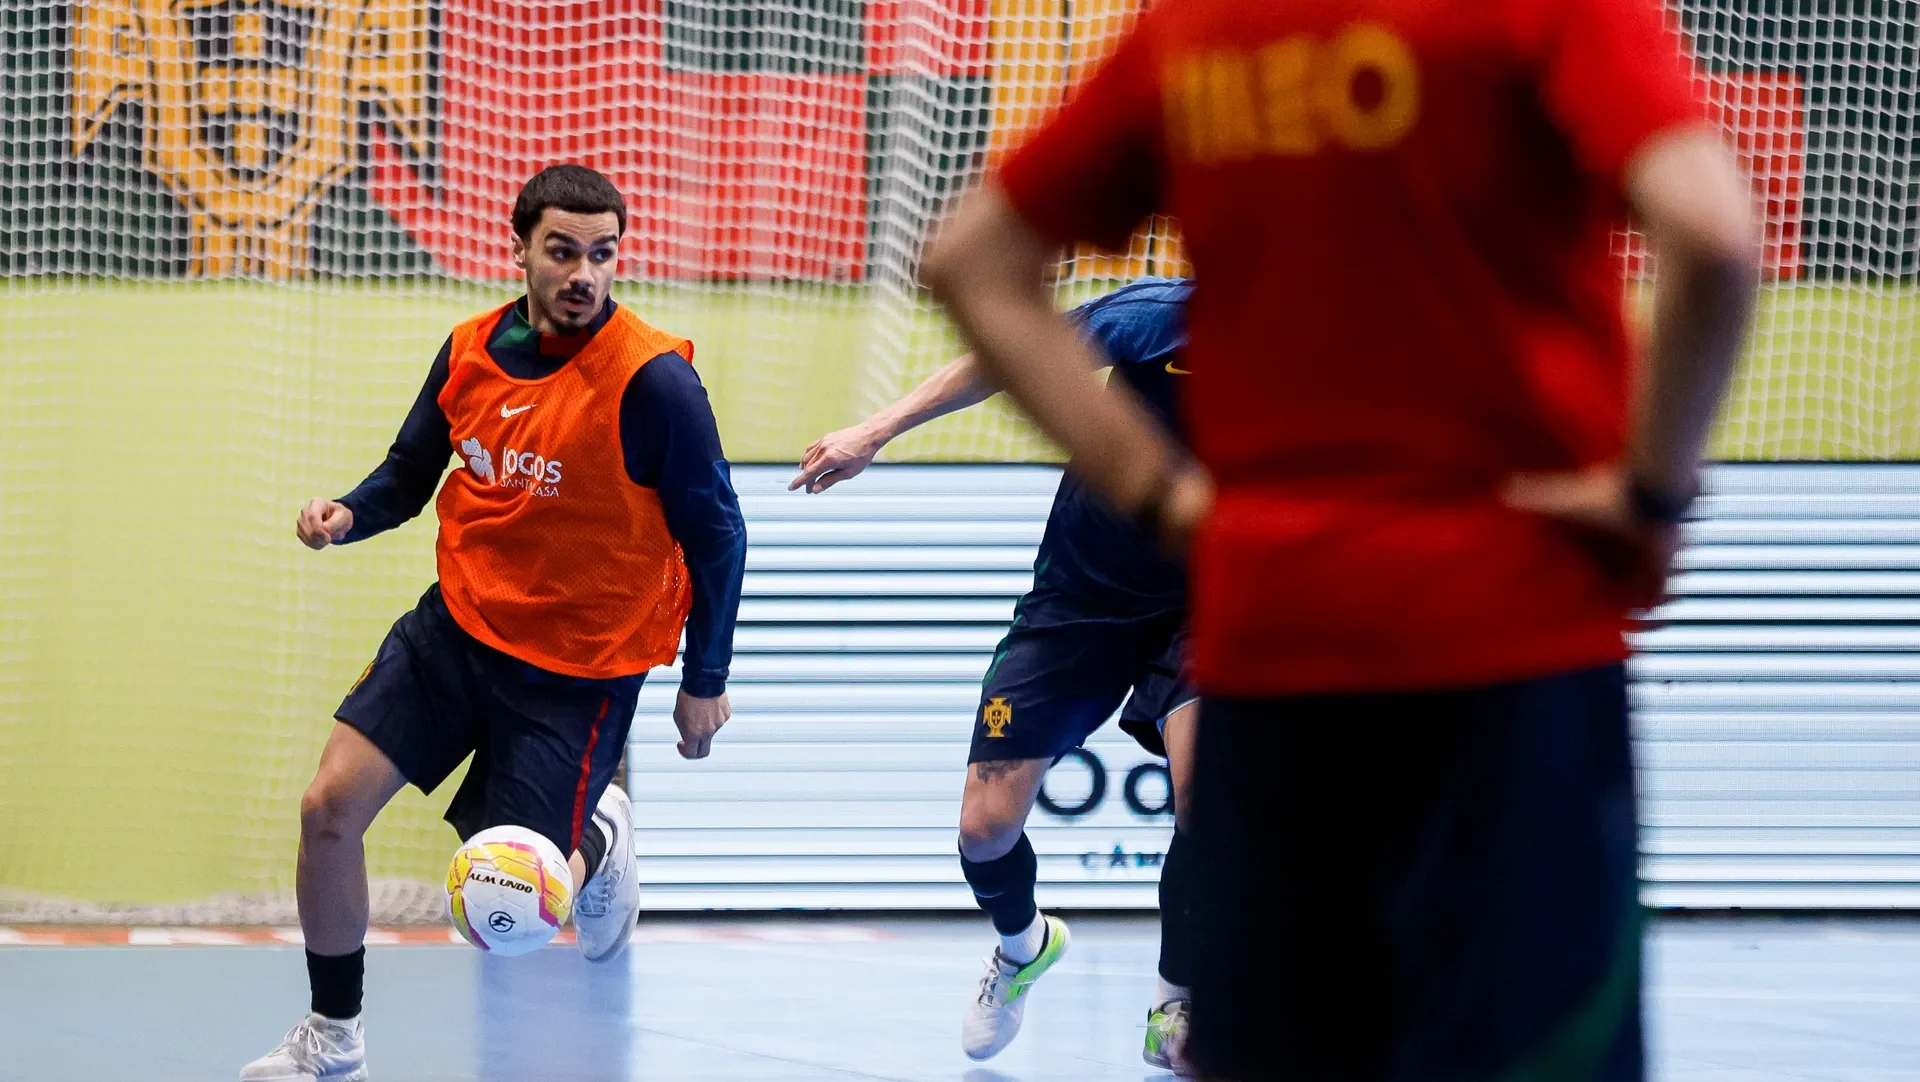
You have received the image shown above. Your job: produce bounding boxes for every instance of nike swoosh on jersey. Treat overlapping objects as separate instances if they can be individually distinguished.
[500,404,537,418]
[1164,362,1191,376]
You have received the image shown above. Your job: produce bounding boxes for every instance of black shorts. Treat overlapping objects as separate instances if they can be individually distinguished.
[1187,664,1641,1082]
[969,581,1194,764]
[336,584,642,854]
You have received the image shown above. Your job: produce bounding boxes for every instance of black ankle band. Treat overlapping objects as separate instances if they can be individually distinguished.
[960,834,1039,935]
[1157,830,1195,987]
[307,946,366,1021]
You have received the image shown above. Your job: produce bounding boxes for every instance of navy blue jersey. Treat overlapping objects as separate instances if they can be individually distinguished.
[1035,276,1191,607]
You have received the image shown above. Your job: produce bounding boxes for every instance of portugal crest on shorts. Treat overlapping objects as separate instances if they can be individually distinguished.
[70,0,430,277]
[982,697,1012,739]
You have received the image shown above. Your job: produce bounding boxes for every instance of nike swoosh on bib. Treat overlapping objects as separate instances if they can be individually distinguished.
[501,404,537,418]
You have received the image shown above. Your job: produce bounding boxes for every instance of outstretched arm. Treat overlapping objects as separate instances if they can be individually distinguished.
[790,352,995,494]
[297,339,455,550]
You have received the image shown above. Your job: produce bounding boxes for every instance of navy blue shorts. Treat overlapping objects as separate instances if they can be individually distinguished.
[336,584,642,854]
[969,581,1194,764]
[1186,664,1642,1082]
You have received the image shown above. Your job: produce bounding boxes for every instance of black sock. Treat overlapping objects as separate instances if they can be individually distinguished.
[960,834,1039,935]
[577,818,610,883]
[307,946,366,1021]
[1158,829,1194,989]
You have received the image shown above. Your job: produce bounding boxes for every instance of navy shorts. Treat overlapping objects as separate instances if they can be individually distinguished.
[336,584,642,854]
[969,581,1194,764]
[1185,664,1642,1082]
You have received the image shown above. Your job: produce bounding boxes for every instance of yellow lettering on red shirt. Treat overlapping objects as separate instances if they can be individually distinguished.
[1315,25,1422,151]
[1257,37,1321,155]
[1164,55,1201,162]
[1165,24,1422,163]
[1203,50,1263,164]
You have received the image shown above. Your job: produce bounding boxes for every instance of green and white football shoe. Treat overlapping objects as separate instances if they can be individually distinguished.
[1143,997,1192,1073]
[961,915,1071,1060]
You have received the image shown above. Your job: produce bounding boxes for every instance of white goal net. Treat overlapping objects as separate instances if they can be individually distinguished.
[0,0,1913,919]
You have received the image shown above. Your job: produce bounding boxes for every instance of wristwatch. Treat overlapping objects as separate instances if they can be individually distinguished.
[1626,476,1699,527]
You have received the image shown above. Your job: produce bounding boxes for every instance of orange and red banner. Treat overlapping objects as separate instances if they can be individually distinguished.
[69,0,1805,281]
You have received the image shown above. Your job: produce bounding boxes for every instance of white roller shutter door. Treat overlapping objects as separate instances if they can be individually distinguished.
[632,464,1920,909]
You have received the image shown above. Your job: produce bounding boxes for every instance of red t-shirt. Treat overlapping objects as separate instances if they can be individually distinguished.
[1000,0,1703,695]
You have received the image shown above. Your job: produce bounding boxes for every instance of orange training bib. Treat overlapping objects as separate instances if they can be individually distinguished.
[434,303,694,678]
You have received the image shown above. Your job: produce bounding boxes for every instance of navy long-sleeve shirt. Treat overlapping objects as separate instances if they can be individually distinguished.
[337,299,746,697]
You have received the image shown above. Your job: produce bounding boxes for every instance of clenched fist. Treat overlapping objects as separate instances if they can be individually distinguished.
[672,689,731,760]
[296,498,355,550]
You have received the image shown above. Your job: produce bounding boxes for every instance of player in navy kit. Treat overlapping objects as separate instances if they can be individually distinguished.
[793,277,1197,1068]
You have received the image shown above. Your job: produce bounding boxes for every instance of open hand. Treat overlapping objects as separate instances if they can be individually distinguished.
[791,425,885,494]
[296,498,355,550]
[672,689,731,760]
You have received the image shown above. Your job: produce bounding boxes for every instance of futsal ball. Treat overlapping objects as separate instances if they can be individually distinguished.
[445,825,574,956]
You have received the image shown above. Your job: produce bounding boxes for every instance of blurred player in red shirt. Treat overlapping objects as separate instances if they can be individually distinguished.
[923,0,1758,1078]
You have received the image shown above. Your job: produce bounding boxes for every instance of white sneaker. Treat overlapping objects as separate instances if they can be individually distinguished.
[573,782,640,964]
[238,1013,366,1082]
[1143,998,1193,1073]
[961,914,1070,1061]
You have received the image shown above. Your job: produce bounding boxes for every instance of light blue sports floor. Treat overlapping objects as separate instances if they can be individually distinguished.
[2,914,1915,1081]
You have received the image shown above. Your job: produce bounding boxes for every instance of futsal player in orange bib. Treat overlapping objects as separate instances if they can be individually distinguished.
[242,166,746,1082]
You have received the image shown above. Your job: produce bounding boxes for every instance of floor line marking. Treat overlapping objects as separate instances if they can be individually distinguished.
[0,924,898,948]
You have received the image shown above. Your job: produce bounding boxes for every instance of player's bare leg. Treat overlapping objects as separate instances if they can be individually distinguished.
[1146,701,1200,1074]
[1164,702,1197,834]
[243,722,405,1082]
[958,757,1050,862]
[298,723,408,955]
[958,757,1072,1060]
